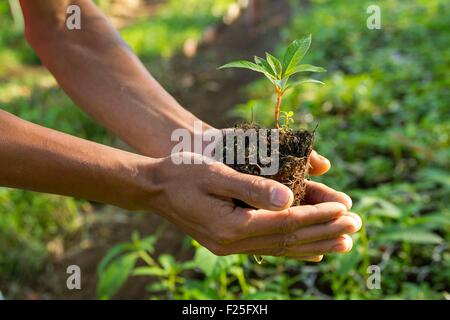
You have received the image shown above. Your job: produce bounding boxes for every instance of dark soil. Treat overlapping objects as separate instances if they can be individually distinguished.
[224,123,314,207]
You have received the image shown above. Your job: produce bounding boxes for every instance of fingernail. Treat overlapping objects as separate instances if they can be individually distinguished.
[343,236,353,251]
[343,193,353,209]
[270,187,292,208]
[315,151,328,161]
[352,215,362,230]
[335,236,353,252]
[347,213,362,230]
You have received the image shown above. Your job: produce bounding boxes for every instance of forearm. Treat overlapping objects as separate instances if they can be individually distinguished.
[0,109,158,210]
[20,0,211,158]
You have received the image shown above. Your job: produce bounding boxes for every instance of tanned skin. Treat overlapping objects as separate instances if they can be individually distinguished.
[0,0,361,259]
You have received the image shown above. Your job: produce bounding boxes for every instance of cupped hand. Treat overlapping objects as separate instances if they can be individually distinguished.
[141,152,361,261]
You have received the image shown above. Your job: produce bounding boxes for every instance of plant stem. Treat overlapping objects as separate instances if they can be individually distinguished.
[275,87,283,129]
[139,250,156,266]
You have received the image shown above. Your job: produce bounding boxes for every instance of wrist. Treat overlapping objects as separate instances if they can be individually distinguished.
[116,154,165,212]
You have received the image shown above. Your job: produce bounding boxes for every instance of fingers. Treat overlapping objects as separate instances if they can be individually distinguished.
[231,202,347,240]
[245,235,354,257]
[285,212,360,244]
[212,211,361,253]
[309,150,331,176]
[207,163,294,211]
[296,255,324,262]
[304,181,352,210]
[288,234,354,257]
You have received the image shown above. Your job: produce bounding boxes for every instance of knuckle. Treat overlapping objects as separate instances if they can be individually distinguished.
[277,235,289,253]
[208,161,225,174]
[278,208,296,234]
[285,232,299,246]
[205,162,227,183]
[203,162,221,180]
[233,211,252,235]
[248,177,264,204]
[217,201,235,217]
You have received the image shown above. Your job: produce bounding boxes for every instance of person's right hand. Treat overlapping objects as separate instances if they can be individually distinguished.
[134,152,361,262]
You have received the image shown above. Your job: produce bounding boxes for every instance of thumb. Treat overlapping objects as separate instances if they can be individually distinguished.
[209,164,294,211]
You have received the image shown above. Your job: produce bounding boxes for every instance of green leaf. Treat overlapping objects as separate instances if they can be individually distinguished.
[241,291,287,300]
[219,60,277,86]
[192,246,239,278]
[182,280,221,299]
[376,229,444,244]
[274,77,290,90]
[133,266,167,276]
[158,254,176,270]
[219,60,271,76]
[411,212,450,228]
[254,56,276,77]
[357,196,402,219]
[145,281,167,292]
[138,235,157,252]
[294,79,324,85]
[336,247,362,274]
[97,242,133,275]
[292,79,325,87]
[282,35,311,77]
[285,64,326,77]
[265,52,282,79]
[284,78,324,92]
[96,252,138,299]
[193,246,219,276]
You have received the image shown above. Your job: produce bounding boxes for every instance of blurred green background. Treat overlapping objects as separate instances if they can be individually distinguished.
[0,0,449,299]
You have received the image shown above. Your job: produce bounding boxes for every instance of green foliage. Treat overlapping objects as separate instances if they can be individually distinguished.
[0,190,84,282]
[120,0,235,60]
[97,235,253,300]
[0,1,38,72]
[219,34,325,92]
[96,231,158,299]
[282,35,312,77]
[220,35,326,127]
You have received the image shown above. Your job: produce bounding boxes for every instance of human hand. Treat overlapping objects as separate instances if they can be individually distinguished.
[136,153,360,261]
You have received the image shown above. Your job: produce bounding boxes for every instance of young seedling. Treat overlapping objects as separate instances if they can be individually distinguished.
[219,34,326,128]
[281,110,295,129]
